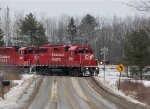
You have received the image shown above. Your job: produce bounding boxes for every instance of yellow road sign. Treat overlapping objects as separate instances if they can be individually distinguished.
[116,64,125,73]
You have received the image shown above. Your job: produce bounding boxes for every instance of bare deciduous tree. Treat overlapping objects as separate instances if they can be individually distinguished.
[12,11,24,46]
[124,0,150,12]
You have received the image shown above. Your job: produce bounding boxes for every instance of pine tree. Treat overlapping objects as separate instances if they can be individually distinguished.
[18,13,48,46]
[79,14,98,45]
[124,29,150,80]
[0,28,4,46]
[34,23,48,46]
[67,17,77,44]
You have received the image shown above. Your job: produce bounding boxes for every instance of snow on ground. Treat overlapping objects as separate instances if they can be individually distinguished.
[98,65,150,88]
[127,79,150,87]
[13,74,34,85]
[0,73,36,109]
[98,65,122,89]
[95,65,150,108]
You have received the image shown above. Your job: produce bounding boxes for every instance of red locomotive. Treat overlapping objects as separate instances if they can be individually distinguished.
[0,46,18,65]
[0,45,98,76]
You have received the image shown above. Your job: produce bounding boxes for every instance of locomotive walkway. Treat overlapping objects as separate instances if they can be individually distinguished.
[18,76,146,109]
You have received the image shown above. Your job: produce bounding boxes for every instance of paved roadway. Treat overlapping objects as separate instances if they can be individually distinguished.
[23,76,146,109]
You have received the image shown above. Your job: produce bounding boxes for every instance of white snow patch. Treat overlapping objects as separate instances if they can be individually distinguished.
[21,74,34,80]
[127,80,150,87]
[143,81,150,87]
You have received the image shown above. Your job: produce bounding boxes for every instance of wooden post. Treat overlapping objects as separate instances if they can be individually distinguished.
[1,84,4,99]
[0,73,4,99]
[118,73,121,91]
[116,64,125,91]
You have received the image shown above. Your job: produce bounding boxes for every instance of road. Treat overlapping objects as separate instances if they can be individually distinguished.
[22,76,145,109]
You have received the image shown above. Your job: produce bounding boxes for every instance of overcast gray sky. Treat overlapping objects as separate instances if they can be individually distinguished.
[0,0,146,19]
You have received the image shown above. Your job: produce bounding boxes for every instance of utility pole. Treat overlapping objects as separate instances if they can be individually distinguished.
[103,46,106,82]
[5,6,10,46]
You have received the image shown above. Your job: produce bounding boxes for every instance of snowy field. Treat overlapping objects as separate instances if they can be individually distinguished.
[95,65,150,107]
[98,65,150,89]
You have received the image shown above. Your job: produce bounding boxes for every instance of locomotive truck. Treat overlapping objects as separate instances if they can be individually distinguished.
[0,44,99,76]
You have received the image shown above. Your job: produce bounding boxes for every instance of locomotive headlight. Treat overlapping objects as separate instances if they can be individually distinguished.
[86,67,88,70]
[95,67,98,70]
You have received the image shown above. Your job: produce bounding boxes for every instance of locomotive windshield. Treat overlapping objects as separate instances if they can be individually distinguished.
[28,50,38,54]
[39,48,48,53]
[78,48,92,54]
[78,48,84,53]
[53,48,61,52]
[84,48,88,54]
[65,47,70,51]
[90,50,93,54]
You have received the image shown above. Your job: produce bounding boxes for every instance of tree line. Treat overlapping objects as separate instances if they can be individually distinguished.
[0,6,150,79]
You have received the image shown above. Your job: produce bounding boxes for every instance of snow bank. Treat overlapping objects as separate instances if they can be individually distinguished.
[98,65,150,88]
[0,74,35,109]
[127,80,150,88]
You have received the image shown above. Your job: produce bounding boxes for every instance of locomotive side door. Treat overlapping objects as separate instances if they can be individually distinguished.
[69,50,74,61]
[77,47,84,65]
[18,49,27,66]
[68,50,81,67]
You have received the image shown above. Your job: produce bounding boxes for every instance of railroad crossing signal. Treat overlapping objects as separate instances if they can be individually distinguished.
[99,46,108,82]
[99,47,108,55]
[116,64,125,73]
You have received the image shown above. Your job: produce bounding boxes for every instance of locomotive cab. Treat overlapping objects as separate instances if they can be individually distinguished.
[68,46,96,65]
[67,45,98,76]
[77,47,98,76]
[18,46,39,66]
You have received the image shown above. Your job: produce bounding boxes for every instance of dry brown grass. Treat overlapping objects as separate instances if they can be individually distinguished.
[0,66,22,80]
[120,80,150,105]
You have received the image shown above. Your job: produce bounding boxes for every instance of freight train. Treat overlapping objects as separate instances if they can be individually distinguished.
[0,45,99,76]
